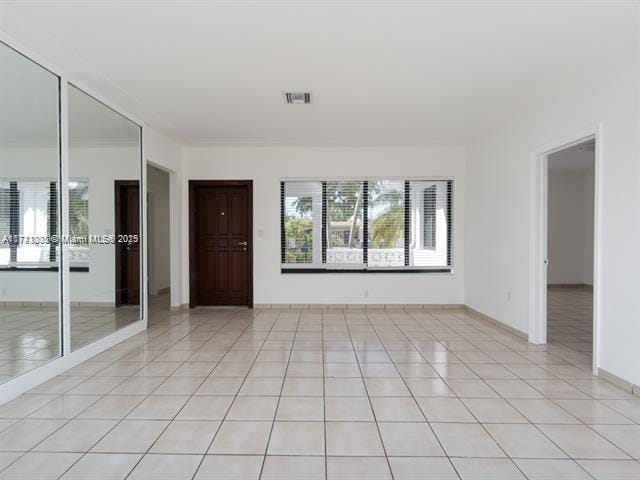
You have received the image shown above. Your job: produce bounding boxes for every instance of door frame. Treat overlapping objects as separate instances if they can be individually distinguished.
[189,180,254,308]
[115,180,141,307]
[529,124,602,375]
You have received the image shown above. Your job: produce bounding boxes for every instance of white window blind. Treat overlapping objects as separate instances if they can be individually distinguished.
[409,180,452,268]
[281,178,453,272]
[0,182,12,267]
[16,181,54,266]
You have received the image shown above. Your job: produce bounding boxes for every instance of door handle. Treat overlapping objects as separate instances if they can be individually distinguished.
[238,241,248,246]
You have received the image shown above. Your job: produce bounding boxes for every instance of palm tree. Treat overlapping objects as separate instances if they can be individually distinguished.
[370,205,403,248]
[369,182,404,249]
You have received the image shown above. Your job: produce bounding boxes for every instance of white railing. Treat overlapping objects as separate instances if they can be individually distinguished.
[326,248,404,266]
[69,246,90,264]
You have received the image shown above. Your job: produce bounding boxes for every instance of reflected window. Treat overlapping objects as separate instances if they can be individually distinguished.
[0,179,89,269]
[68,180,89,268]
[0,40,61,382]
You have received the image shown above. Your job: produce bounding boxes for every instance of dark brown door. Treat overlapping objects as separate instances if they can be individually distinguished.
[190,181,253,307]
[115,180,140,306]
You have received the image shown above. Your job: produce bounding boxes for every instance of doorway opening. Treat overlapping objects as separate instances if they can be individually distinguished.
[189,180,253,308]
[147,164,171,314]
[547,140,595,369]
[531,131,599,374]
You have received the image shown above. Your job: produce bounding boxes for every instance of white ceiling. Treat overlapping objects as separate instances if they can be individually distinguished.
[1,1,637,145]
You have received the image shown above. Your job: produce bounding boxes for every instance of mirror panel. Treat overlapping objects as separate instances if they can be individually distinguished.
[68,85,141,351]
[0,42,61,382]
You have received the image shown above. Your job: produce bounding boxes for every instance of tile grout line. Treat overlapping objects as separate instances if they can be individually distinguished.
[401,308,603,478]
[257,308,300,479]
[343,308,397,480]
[185,308,281,480]
[370,308,463,479]
[47,309,237,480]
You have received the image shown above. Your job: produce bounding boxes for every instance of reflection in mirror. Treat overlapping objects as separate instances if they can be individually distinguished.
[0,42,61,382]
[68,85,141,351]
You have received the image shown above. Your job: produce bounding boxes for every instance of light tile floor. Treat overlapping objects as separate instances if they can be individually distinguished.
[0,290,638,479]
[547,286,594,361]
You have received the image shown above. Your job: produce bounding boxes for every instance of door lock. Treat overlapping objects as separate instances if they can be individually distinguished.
[238,241,248,246]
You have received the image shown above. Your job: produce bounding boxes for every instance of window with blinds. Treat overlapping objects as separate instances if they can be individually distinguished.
[0,178,89,270]
[326,181,364,267]
[281,178,453,272]
[368,180,405,267]
[409,180,452,268]
[281,181,322,265]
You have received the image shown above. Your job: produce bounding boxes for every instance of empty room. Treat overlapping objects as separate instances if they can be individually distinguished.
[0,1,638,479]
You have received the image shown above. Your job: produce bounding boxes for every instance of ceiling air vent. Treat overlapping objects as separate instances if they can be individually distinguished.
[284,92,312,104]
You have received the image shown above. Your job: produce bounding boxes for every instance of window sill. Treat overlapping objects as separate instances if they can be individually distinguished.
[0,266,90,272]
[281,268,453,274]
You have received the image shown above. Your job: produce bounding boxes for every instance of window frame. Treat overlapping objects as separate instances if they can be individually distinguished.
[281,177,454,273]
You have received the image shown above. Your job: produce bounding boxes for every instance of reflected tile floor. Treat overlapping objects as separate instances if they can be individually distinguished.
[0,304,142,381]
[0,292,638,479]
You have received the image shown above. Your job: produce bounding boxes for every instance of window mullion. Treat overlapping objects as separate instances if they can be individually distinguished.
[404,180,410,267]
[280,182,285,264]
[362,181,368,268]
[9,181,18,265]
[321,182,327,265]
[49,181,57,264]
[447,180,453,268]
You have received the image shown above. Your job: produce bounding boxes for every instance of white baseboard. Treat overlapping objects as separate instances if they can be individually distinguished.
[462,305,528,340]
[597,368,640,397]
[170,303,189,311]
[253,303,464,310]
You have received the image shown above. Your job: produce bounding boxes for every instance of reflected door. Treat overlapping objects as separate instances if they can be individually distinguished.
[190,181,252,307]
[115,180,140,306]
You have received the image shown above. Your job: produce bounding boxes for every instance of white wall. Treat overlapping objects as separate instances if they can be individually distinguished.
[147,164,170,294]
[465,39,640,386]
[144,128,184,307]
[1,145,138,303]
[547,166,594,285]
[181,146,465,306]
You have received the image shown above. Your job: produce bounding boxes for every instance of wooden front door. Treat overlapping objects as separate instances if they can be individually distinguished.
[115,180,140,306]
[190,181,253,307]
